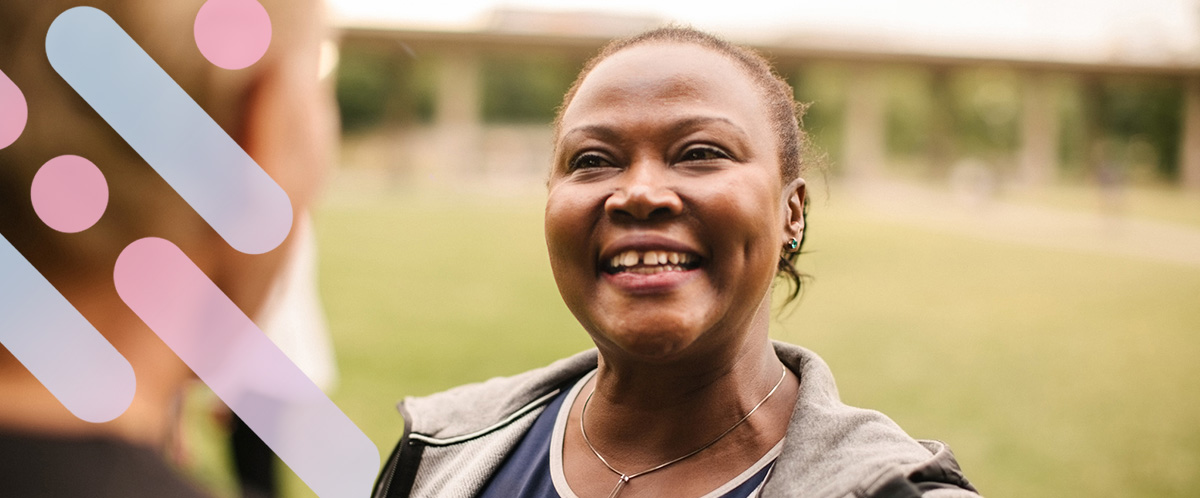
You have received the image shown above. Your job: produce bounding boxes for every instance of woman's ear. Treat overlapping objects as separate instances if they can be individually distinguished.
[784,177,806,243]
[217,14,334,318]
[240,51,335,214]
[239,0,335,216]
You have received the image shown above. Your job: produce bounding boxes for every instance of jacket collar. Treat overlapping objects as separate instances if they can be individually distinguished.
[400,349,597,441]
[399,342,956,496]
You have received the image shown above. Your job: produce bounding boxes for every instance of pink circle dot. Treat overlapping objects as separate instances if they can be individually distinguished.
[31,155,109,234]
[194,0,272,70]
[0,68,28,150]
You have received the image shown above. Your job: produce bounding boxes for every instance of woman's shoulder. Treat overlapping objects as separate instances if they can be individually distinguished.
[398,350,598,440]
[769,341,981,497]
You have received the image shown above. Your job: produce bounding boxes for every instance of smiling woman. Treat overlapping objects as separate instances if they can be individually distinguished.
[373,27,982,498]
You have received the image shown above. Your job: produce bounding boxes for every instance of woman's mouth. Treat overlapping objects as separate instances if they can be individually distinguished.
[603,250,701,275]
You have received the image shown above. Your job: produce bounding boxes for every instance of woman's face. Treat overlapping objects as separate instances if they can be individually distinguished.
[545,42,804,362]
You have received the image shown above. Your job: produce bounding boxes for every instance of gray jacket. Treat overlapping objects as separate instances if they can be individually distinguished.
[372,342,981,497]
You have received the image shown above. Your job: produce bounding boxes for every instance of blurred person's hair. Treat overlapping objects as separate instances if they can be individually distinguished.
[0,0,331,295]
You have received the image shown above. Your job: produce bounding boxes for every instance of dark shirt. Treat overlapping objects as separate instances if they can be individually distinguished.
[0,430,211,497]
[478,383,773,498]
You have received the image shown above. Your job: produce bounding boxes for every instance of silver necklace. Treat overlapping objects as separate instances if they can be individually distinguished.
[579,365,788,498]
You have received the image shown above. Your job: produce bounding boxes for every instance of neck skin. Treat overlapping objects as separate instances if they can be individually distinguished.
[581,293,795,465]
[0,280,193,450]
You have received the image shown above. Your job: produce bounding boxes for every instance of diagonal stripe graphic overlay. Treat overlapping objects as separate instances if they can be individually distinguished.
[114,238,379,498]
[0,234,135,423]
[45,7,292,255]
[0,68,27,149]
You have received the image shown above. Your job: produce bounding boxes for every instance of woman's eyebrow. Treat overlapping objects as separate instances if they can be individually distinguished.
[560,124,622,144]
[561,115,750,143]
[671,115,749,139]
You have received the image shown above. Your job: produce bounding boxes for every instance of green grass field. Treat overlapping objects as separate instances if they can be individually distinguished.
[186,182,1200,497]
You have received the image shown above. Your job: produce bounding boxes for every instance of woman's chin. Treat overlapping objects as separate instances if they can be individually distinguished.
[594,319,706,362]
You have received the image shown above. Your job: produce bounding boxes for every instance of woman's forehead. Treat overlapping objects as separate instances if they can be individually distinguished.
[560,43,769,135]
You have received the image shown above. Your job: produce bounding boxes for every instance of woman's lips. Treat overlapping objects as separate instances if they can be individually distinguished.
[598,235,704,292]
[603,249,700,274]
[602,263,700,293]
[599,248,703,294]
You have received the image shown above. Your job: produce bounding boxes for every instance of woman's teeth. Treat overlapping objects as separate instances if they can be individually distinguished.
[608,250,696,274]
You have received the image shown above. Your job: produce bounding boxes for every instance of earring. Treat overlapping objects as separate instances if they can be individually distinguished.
[785,238,799,252]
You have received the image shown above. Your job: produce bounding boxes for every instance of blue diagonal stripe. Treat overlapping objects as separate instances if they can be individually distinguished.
[0,234,135,423]
[45,6,292,255]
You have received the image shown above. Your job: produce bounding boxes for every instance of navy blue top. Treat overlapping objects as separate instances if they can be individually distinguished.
[478,383,774,498]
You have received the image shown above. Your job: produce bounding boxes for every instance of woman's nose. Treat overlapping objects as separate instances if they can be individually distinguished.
[604,162,683,221]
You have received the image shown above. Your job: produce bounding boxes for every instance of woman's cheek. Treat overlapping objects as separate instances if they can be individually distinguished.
[699,182,783,274]
[545,188,594,277]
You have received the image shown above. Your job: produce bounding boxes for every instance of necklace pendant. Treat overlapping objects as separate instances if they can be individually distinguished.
[607,474,630,498]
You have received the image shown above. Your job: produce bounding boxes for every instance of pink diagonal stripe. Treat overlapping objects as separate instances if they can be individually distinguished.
[114,238,378,497]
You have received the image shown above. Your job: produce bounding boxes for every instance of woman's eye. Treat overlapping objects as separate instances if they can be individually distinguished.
[679,146,730,162]
[569,153,612,171]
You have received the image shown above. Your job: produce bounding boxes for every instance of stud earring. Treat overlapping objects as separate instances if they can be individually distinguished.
[785,238,799,252]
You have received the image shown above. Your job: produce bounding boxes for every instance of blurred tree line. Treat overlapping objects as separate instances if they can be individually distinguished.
[335,41,1186,185]
[789,63,1185,184]
[335,44,581,130]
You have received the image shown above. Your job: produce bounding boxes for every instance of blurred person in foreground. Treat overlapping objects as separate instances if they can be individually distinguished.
[373,27,981,498]
[0,0,335,496]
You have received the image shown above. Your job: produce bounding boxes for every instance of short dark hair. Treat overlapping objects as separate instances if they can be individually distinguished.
[553,26,816,303]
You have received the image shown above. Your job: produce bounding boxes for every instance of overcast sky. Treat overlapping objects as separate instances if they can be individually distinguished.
[328,0,1200,63]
